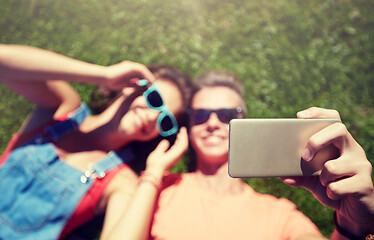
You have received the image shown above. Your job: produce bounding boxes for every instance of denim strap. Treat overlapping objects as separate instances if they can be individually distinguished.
[80,148,135,183]
[45,102,91,141]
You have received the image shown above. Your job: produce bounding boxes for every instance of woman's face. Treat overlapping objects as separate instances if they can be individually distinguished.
[189,86,243,167]
[121,79,183,142]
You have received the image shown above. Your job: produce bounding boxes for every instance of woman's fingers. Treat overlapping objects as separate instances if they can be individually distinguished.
[105,61,155,90]
[162,127,189,164]
[152,140,171,155]
[146,127,188,173]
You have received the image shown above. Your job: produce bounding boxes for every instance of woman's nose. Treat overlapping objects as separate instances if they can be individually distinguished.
[148,109,160,121]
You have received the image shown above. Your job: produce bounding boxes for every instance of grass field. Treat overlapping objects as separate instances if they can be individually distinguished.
[1,0,373,237]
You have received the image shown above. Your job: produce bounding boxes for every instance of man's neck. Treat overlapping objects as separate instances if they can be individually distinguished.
[195,162,245,195]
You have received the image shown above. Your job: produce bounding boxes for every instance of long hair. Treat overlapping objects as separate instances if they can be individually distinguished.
[90,64,192,174]
[90,64,192,118]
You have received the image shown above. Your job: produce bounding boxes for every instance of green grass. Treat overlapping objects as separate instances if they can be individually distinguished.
[1,0,374,237]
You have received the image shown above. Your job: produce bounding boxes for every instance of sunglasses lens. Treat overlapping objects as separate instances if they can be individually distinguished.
[191,109,210,125]
[217,109,239,123]
[190,108,241,125]
[147,90,163,108]
[160,115,174,132]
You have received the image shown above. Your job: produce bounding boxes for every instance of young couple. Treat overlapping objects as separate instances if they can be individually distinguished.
[0,44,373,240]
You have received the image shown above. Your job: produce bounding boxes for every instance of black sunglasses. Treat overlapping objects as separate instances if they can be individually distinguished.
[189,107,243,125]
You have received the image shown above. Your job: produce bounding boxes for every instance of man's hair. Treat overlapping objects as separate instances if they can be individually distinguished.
[194,70,244,97]
[190,70,247,115]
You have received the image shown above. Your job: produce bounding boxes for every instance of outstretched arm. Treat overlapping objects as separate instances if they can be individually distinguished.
[0,44,154,106]
[0,44,154,130]
[282,107,374,240]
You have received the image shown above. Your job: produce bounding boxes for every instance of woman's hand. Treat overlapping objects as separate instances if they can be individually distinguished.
[281,107,374,236]
[101,128,188,240]
[145,127,189,179]
[104,60,155,90]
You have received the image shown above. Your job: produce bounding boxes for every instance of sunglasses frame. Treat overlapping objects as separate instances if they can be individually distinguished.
[189,107,243,125]
[138,80,179,137]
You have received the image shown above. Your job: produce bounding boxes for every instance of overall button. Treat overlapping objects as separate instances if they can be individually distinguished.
[98,172,106,179]
[80,175,88,184]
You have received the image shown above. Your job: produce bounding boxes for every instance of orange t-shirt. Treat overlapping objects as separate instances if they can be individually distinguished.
[151,173,323,240]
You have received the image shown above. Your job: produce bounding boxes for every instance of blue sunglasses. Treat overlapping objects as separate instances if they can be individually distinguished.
[137,79,179,137]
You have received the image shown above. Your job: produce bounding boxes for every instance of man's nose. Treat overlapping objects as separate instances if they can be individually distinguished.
[206,112,221,127]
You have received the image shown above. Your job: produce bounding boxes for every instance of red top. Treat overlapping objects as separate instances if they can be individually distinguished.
[0,111,129,239]
[59,164,128,239]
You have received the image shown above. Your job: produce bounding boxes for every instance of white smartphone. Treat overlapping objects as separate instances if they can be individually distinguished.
[228,118,341,178]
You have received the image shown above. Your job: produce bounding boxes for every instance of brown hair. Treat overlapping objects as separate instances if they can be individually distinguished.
[190,70,247,115]
[90,64,192,120]
[194,70,244,96]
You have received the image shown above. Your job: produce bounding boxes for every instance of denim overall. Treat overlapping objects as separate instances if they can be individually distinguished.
[0,103,131,240]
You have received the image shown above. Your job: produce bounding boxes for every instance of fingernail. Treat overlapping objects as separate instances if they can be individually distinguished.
[302,148,313,162]
[137,79,149,87]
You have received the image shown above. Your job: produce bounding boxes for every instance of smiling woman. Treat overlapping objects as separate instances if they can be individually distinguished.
[88,64,192,176]
[0,44,192,240]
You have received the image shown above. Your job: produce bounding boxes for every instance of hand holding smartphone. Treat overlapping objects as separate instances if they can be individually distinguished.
[228,118,340,178]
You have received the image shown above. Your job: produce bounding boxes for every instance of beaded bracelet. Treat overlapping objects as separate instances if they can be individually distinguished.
[334,212,374,240]
[138,171,162,191]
